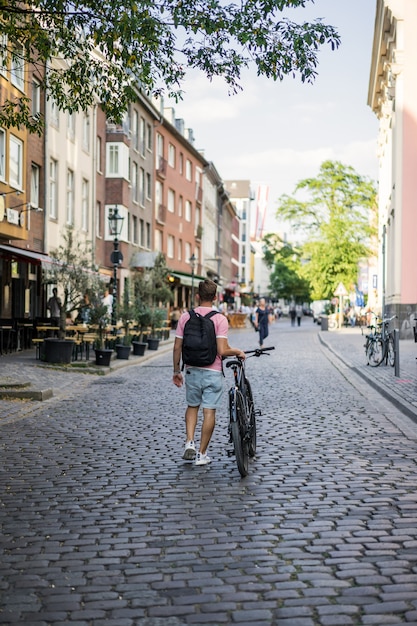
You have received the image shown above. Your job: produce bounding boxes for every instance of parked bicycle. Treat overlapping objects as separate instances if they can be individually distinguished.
[224,346,274,477]
[364,314,397,367]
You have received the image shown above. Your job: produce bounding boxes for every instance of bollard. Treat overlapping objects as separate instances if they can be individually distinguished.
[394,328,400,377]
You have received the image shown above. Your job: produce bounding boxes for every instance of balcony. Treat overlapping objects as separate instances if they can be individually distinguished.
[156,204,167,225]
[195,224,203,241]
[156,156,167,179]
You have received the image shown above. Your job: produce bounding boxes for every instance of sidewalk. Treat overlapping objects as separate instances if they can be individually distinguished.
[318,325,417,423]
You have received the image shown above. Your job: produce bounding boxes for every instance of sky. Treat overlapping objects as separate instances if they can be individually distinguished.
[171,0,379,235]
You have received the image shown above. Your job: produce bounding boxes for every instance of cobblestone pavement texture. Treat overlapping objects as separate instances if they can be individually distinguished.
[1,320,417,625]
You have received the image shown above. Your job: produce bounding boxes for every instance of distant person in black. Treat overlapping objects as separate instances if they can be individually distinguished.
[254,298,269,347]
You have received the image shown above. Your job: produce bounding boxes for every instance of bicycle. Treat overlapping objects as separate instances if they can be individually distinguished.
[224,346,274,477]
[364,314,397,367]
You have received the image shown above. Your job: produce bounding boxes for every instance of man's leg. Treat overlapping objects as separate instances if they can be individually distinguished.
[199,408,216,455]
[185,405,199,442]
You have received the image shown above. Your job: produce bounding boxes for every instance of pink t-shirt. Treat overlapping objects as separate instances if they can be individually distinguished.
[176,307,228,371]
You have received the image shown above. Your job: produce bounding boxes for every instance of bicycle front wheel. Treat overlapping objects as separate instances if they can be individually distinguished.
[230,391,249,477]
[387,336,396,367]
[366,337,384,367]
[245,378,257,458]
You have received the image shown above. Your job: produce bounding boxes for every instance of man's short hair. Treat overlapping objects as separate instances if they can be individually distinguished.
[198,279,217,302]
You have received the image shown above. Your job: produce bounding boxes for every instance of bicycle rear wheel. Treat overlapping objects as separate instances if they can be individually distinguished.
[387,335,395,367]
[366,337,384,366]
[230,391,249,477]
[244,378,257,457]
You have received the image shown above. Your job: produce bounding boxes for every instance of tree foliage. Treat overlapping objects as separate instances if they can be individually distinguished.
[275,161,377,300]
[263,233,310,302]
[0,0,340,132]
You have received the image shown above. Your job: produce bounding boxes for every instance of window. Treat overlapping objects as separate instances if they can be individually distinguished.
[168,143,175,168]
[140,117,146,156]
[146,123,152,151]
[178,195,183,217]
[178,239,182,261]
[132,215,138,244]
[82,113,90,151]
[139,167,145,205]
[146,172,151,199]
[10,44,24,91]
[96,136,102,173]
[155,180,163,207]
[195,206,201,234]
[140,218,144,247]
[156,132,164,167]
[31,164,40,209]
[146,222,151,248]
[50,99,59,127]
[0,34,7,77]
[167,234,174,259]
[81,178,89,231]
[185,199,192,222]
[168,188,175,213]
[49,158,58,219]
[66,169,74,225]
[185,159,192,181]
[96,201,102,238]
[155,229,162,252]
[67,112,75,139]
[0,129,5,181]
[179,152,184,175]
[9,135,23,189]
[185,242,191,263]
[132,110,139,151]
[127,211,131,241]
[132,161,138,203]
[32,79,41,116]
[108,144,119,174]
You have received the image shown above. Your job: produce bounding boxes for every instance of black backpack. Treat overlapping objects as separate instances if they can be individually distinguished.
[182,309,219,368]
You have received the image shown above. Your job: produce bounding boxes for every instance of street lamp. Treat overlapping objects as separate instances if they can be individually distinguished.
[189,253,197,307]
[108,206,124,324]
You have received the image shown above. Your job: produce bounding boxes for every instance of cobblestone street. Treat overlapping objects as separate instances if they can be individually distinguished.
[1,321,417,625]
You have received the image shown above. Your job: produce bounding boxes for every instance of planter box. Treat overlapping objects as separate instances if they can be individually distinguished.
[115,344,131,359]
[95,348,113,366]
[146,337,160,351]
[132,341,147,356]
[44,338,74,364]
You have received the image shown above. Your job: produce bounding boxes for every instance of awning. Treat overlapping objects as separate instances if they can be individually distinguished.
[0,244,54,269]
[171,272,206,288]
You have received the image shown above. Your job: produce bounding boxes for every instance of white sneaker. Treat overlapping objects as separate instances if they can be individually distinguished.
[182,440,196,460]
[195,452,212,466]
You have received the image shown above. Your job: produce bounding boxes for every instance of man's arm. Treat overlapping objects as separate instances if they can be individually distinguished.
[172,336,183,386]
[217,337,245,360]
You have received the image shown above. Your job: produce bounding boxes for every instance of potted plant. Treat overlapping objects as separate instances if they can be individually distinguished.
[132,303,152,356]
[114,291,134,360]
[88,294,113,366]
[146,307,167,350]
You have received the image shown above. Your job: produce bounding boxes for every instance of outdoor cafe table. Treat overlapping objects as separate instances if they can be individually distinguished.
[227,313,248,329]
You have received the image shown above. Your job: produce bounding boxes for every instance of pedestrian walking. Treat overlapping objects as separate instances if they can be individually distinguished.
[254,297,270,347]
[296,303,303,327]
[172,279,245,466]
[289,301,296,326]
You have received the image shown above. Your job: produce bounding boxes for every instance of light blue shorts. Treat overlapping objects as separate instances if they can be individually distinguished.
[185,367,223,409]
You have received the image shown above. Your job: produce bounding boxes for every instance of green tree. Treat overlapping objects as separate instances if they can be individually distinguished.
[275,161,377,300]
[133,252,172,307]
[263,233,310,302]
[0,1,339,132]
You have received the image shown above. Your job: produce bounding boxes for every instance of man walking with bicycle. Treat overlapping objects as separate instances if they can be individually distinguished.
[173,279,245,466]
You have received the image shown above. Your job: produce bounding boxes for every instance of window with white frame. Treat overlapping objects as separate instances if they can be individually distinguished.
[179,152,183,175]
[185,242,191,263]
[178,195,183,217]
[10,44,24,91]
[96,201,102,238]
[132,161,138,203]
[81,178,89,231]
[156,132,164,168]
[146,123,152,151]
[132,109,139,151]
[140,117,146,156]
[140,218,144,246]
[49,158,58,219]
[167,234,174,259]
[146,172,151,199]
[82,113,90,152]
[155,229,162,252]
[185,199,192,222]
[127,211,131,241]
[9,134,23,189]
[178,238,182,261]
[50,99,59,127]
[0,34,7,77]
[185,159,192,181]
[106,142,130,180]
[66,168,74,225]
[167,188,175,213]
[139,167,145,205]
[0,129,5,181]
[168,143,175,168]
[146,222,151,248]
[67,112,75,139]
[155,180,163,207]
[32,79,41,116]
[132,215,138,244]
[96,136,102,173]
[31,164,40,208]
[195,206,201,234]
[108,144,119,175]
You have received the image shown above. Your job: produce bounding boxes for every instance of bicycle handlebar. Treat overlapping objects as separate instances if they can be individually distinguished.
[224,346,275,368]
[244,346,275,356]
